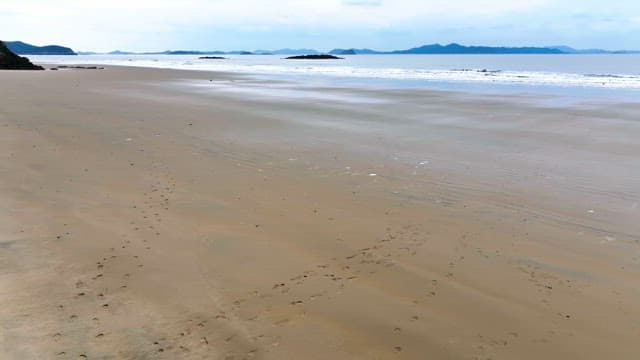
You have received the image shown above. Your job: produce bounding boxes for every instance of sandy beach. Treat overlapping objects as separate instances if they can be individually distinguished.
[1,66,639,359]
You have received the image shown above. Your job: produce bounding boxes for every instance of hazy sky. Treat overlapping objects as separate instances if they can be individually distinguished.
[2,0,639,52]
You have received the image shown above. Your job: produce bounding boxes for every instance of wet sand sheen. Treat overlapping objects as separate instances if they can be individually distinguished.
[1,66,639,359]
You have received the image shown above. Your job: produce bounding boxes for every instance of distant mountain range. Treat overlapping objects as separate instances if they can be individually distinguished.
[97,43,640,55]
[329,43,640,55]
[5,41,76,55]
[545,45,640,54]
[6,41,640,56]
[391,43,564,54]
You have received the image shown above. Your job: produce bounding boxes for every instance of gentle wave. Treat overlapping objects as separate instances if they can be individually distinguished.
[40,57,640,89]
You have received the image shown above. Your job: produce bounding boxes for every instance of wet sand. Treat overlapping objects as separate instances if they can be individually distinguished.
[1,66,639,359]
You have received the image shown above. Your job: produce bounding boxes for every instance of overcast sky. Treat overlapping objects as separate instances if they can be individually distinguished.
[2,0,639,52]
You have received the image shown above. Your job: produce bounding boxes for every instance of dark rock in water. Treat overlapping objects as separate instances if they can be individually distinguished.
[57,65,104,70]
[199,56,226,60]
[286,54,343,60]
[0,41,44,70]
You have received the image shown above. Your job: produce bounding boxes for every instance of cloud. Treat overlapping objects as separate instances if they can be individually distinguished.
[1,0,639,51]
[1,0,553,30]
[343,0,383,6]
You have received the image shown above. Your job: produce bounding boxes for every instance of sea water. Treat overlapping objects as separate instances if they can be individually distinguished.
[31,54,640,99]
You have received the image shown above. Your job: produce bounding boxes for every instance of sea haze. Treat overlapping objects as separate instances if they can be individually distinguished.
[31,54,640,99]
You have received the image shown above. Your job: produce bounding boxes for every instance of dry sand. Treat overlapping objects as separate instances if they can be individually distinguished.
[1,66,639,359]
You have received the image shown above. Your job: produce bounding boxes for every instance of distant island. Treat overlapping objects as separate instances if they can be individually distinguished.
[328,44,640,55]
[389,43,563,54]
[328,48,380,55]
[82,44,578,56]
[10,40,639,57]
[199,56,226,60]
[98,43,640,55]
[0,41,44,70]
[5,41,76,55]
[286,54,343,60]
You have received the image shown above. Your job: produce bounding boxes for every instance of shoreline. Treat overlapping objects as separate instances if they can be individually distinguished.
[1,66,639,359]
[28,54,640,95]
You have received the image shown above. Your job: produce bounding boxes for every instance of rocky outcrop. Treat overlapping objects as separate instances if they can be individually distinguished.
[286,54,343,60]
[0,41,44,70]
[199,56,227,60]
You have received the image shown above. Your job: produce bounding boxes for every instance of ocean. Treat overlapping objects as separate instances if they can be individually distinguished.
[31,54,640,99]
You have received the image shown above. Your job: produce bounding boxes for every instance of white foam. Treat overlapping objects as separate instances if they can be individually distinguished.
[36,56,640,90]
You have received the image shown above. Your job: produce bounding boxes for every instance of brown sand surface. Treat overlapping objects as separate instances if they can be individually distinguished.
[1,66,639,359]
